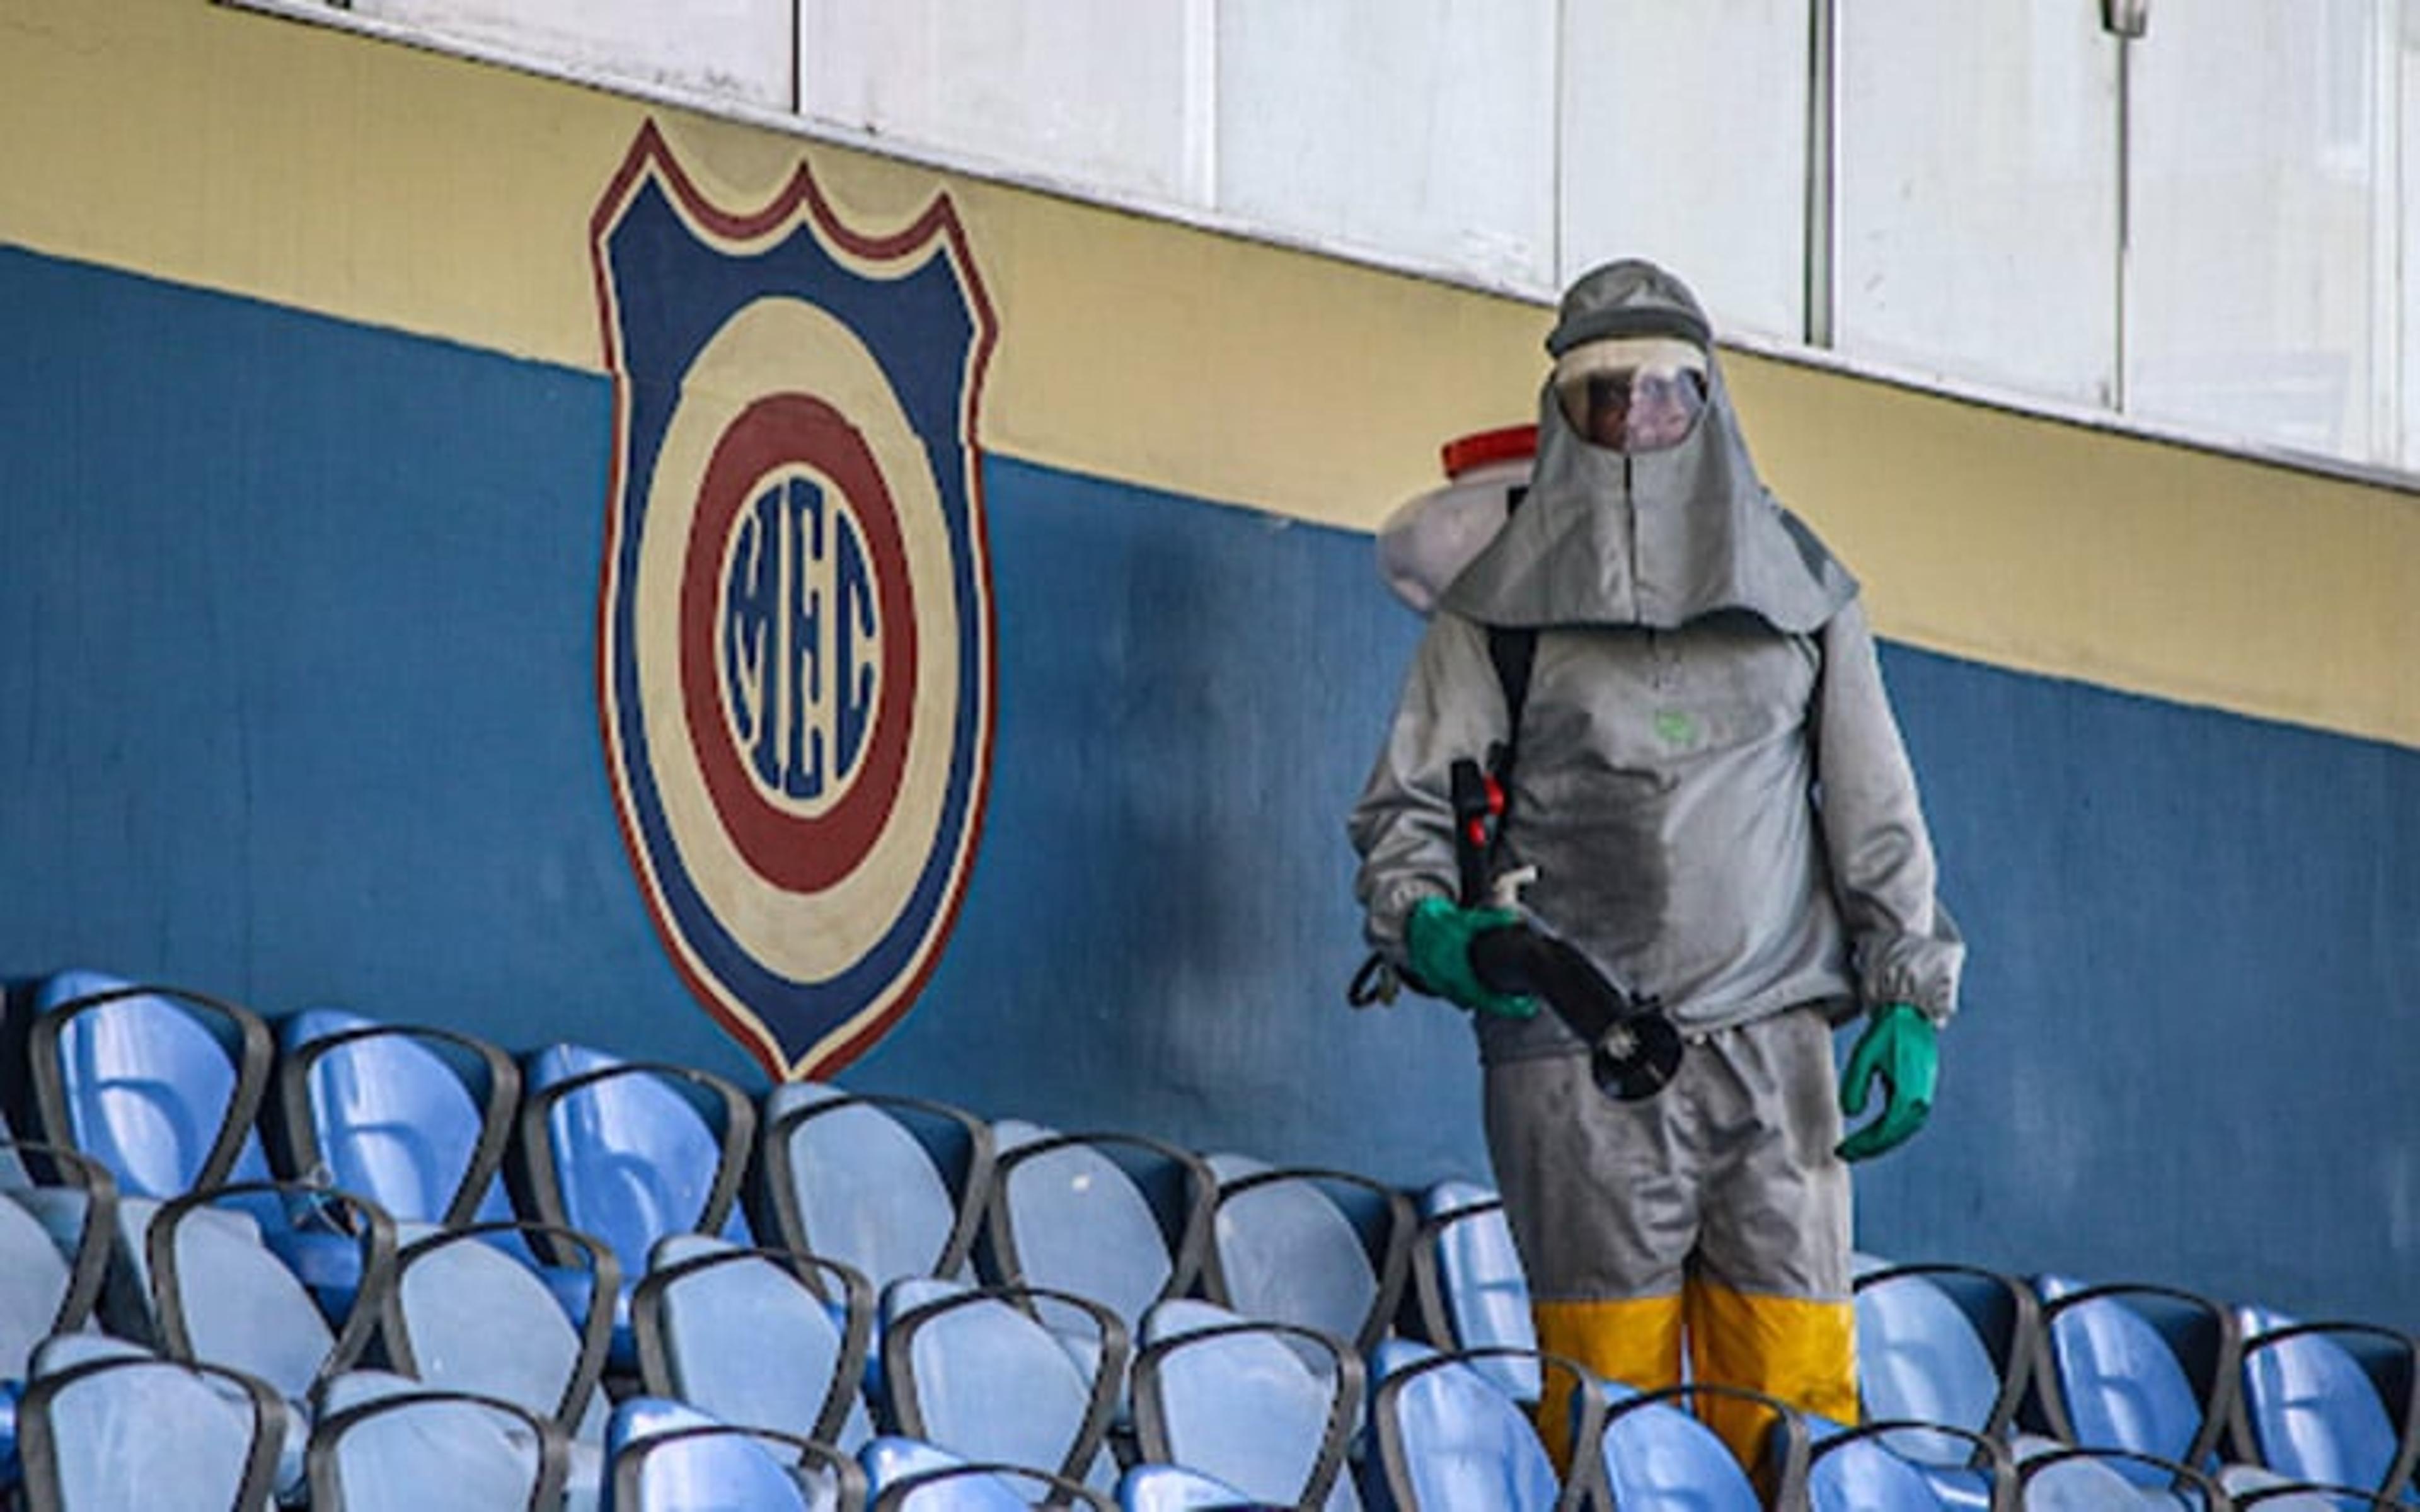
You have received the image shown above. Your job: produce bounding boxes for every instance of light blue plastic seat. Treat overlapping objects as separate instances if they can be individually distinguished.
[1409,1180,1538,1401]
[1198,1153,1410,1356]
[759,1084,993,1291]
[2015,1443,2232,1508]
[1368,1339,1594,1512]
[1857,1261,2054,1506]
[381,1220,618,1446]
[517,1044,756,1367]
[633,1234,875,1450]
[858,1436,1114,1511]
[1809,1419,2012,1511]
[2034,1274,2240,1484]
[1598,1380,1809,1511]
[0,1143,116,1377]
[982,1120,1213,1346]
[1131,1299,1363,1512]
[879,1278,1127,1493]
[306,1374,567,1512]
[25,971,277,1224]
[17,1352,286,1512]
[609,1398,865,1512]
[2235,1307,2420,1503]
[1114,1463,1268,1510]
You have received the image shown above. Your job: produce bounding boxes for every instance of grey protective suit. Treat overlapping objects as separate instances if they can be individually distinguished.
[1346,260,1962,1449]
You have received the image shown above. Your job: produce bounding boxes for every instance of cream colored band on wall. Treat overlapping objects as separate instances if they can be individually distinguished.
[4,0,2414,749]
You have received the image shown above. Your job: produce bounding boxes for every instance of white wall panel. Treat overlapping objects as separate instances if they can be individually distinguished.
[1836,3,2118,405]
[1215,0,1555,289]
[798,0,1206,205]
[1560,0,1809,341]
[355,0,795,107]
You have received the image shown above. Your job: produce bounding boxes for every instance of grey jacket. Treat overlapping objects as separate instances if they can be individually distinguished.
[1348,260,1962,1061]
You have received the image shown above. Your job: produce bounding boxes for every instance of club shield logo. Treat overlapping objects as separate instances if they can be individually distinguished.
[593,122,996,1078]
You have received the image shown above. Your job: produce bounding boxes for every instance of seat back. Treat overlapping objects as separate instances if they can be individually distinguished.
[1370,1341,1589,1512]
[1132,1299,1363,1512]
[1114,1463,1264,1510]
[634,1234,875,1449]
[760,1083,993,1290]
[27,971,274,1200]
[880,1279,1127,1491]
[1857,1263,2036,1461]
[517,1045,754,1278]
[306,1382,565,1512]
[1411,1181,1538,1400]
[1808,1432,1964,1511]
[610,1400,866,1512]
[2035,1276,2237,1477]
[984,1121,1212,1337]
[382,1222,617,1440]
[276,1009,518,1230]
[859,1438,1115,1512]
[18,1353,287,1512]
[1599,1382,1802,1512]
[1200,1153,1409,1354]
[2015,1445,2230,1509]
[0,1141,116,1377]
[2236,1312,2420,1498]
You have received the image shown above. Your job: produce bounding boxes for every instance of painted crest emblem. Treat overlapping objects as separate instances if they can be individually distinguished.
[592,122,996,1078]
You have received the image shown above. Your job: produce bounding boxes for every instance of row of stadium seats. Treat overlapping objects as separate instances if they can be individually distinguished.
[0,966,2412,1509]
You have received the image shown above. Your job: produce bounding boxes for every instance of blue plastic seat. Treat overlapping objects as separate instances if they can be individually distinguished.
[2015,1443,2231,1508]
[306,1377,567,1511]
[981,1121,1213,1346]
[1368,1339,1598,1512]
[2033,1275,2241,1483]
[2235,1307,2420,1502]
[515,1044,756,1368]
[1130,1298,1364,1512]
[1114,1463,1270,1510]
[879,1279,1128,1492]
[1408,1181,1538,1400]
[608,1397,867,1512]
[1197,1153,1411,1355]
[1858,1261,2054,1506]
[1596,1380,1810,1511]
[632,1234,875,1450]
[1809,1419,2011,1511]
[24,971,277,1210]
[758,1084,994,1291]
[0,1142,116,1377]
[2229,1474,2411,1509]
[16,1352,287,1512]
[378,1220,618,1446]
[858,1436,1114,1511]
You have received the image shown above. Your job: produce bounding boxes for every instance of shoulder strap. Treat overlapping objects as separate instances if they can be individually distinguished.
[1485,625,1538,750]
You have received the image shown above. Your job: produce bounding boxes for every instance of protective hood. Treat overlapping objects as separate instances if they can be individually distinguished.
[1439,260,1857,634]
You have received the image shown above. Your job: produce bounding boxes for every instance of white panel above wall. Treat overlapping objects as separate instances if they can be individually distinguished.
[352,0,795,107]
[797,0,1205,205]
[1215,0,1557,290]
[1559,0,1809,343]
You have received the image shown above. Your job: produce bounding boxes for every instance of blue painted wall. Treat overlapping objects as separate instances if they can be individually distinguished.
[4,244,2416,1332]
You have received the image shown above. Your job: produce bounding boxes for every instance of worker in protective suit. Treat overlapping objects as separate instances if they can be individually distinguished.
[1349,259,1963,1470]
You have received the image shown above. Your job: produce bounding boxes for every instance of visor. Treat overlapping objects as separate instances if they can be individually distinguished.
[1552,336,1709,453]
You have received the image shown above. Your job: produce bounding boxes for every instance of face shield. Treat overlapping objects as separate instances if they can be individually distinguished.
[1551,336,1709,454]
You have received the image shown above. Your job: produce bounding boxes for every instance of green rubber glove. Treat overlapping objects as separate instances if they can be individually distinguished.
[1403,896,1539,1020]
[1836,1002,1939,1162]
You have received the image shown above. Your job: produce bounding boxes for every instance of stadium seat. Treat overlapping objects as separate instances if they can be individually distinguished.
[757,1083,994,1290]
[273,1008,520,1231]
[608,1400,866,1512]
[376,1220,618,1445]
[631,1234,875,1450]
[981,1121,1214,1347]
[16,1352,287,1512]
[2229,1475,2411,1509]
[1113,1463,1269,1510]
[2233,1309,2420,1502]
[878,1278,1129,1492]
[859,1437,1115,1511]
[2012,1443,2231,1508]
[1368,1339,1599,1512]
[23,971,277,1213]
[1407,1180,1538,1400]
[514,1043,756,1366]
[305,1377,568,1512]
[2032,1275,2242,1482]
[1197,1152,1412,1355]
[1809,1419,2013,1511]
[0,1142,116,1376]
[1596,1380,1810,1511]
[1857,1261,2053,1505]
[1129,1299,1364,1511]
